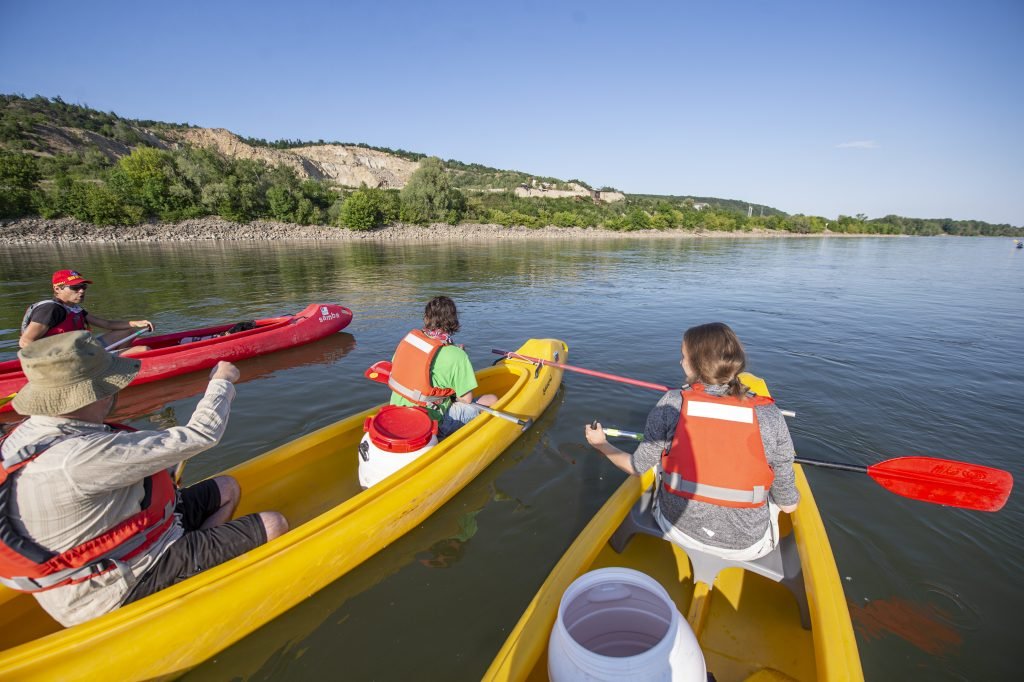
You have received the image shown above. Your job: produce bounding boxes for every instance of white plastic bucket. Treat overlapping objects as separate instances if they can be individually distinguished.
[548,567,706,682]
[357,432,437,488]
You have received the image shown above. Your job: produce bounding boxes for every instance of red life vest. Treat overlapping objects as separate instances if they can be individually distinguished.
[20,300,90,337]
[660,384,775,509]
[388,330,457,407]
[0,423,177,593]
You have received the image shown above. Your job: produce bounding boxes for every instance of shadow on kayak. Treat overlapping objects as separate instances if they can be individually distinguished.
[178,387,565,682]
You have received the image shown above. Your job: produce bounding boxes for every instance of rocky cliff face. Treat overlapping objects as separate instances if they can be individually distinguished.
[167,128,418,188]
[513,182,625,203]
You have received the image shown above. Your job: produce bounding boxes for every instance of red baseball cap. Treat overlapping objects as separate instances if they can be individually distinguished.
[52,269,93,286]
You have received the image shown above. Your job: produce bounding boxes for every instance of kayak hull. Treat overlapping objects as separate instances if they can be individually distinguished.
[0,338,567,680]
[484,374,863,682]
[0,303,353,412]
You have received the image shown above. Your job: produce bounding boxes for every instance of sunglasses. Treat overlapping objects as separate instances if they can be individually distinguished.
[66,284,88,292]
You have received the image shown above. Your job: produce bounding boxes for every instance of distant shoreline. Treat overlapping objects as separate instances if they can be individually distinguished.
[0,217,904,245]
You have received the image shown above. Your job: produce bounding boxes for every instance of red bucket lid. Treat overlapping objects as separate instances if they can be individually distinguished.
[363,405,438,453]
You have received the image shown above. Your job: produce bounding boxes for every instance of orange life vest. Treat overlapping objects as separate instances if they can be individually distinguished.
[388,329,457,407]
[0,423,177,593]
[660,384,775,509]
[20,300,90,337]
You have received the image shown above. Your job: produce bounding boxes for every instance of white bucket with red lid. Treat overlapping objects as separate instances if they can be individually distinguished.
[357,405,438,488]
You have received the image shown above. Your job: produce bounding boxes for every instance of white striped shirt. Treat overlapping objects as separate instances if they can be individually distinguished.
[1,379,235,626]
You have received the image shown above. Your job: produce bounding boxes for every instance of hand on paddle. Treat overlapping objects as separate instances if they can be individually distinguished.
[585,421,608,447]
[210,361,239,383]
[130,320,155,332]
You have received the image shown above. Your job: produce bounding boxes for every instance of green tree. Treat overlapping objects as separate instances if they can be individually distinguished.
[0,150,40,217]
[267,184,299,222]
[399,157,465,224]
[108,147,182,218]
[625,209,652,231]
[341,186,401,230]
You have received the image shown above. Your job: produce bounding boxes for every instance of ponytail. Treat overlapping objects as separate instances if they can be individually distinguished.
[683,322,749,399]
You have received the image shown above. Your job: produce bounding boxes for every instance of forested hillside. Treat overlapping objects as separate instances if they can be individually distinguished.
[0,95,1018,236]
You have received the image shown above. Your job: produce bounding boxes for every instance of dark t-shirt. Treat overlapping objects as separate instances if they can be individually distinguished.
[26,301,89,331]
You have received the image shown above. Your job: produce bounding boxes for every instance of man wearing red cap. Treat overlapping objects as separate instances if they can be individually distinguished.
[19,269,153,355]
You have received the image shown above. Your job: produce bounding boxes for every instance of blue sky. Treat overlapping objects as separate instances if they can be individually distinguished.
[2,0,1022,225]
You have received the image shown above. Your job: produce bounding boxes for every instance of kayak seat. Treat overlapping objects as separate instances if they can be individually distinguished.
[609,489,810,629]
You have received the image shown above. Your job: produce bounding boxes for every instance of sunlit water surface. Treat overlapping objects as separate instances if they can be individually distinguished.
[1,236,1021,680]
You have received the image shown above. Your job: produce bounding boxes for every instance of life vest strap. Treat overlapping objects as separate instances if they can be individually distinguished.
[386,377,451,405]
[0,559,117,591]
[0,423,178,593]
[662,470,769,505]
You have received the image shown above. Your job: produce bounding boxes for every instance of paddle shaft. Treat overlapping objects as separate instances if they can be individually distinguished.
[492,348,795,418]
[104,328,148,352]
[493,348,669,392]
[173,461,187,486]
[474,403,532,428]
[793,457,866,473]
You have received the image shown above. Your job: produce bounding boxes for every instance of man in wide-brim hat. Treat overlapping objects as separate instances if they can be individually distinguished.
[0,332,287,627]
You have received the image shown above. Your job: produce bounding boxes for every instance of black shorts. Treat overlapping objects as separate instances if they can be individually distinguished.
[122,479,267,605]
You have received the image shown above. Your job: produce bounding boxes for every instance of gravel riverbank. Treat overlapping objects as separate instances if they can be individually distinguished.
[0,217,870,245]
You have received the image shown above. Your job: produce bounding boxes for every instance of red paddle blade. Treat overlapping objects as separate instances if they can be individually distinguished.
[364,361,392,385]
[867,457,1013,512]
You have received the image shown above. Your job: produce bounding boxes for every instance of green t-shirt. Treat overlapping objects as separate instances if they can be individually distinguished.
[390,345,478,421]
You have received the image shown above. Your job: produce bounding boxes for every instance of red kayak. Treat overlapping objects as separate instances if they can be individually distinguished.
[0,303,352,412]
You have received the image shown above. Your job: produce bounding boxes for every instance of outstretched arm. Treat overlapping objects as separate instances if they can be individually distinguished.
[86,313,154,332]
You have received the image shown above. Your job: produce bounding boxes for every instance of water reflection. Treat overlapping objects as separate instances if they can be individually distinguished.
[0,237,1021,680]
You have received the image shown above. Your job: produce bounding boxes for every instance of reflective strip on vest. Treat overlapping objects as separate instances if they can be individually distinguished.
[386,376,450,405]
[400,332,435,354]
[662,470,769,505]
[686,400,754,423]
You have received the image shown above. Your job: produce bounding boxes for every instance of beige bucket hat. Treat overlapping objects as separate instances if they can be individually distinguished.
[12,331,141,416]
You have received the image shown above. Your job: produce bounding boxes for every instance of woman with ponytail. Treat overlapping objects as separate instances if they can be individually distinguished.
[585,322,799,560]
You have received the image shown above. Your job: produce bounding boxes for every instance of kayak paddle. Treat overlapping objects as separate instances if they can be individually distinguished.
[0,393,14,408]
[104,327,149,352]
[364,360,533,430]
[598,426,1013,512]
[491,348,797,417]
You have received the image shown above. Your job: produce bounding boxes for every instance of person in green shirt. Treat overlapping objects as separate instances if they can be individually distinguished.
[389,296,497,437]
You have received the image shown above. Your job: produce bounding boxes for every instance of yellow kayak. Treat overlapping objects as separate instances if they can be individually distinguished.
[0,338,567,681]
[485,374,863,682]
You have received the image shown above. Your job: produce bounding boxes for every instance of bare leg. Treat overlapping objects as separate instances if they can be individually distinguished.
[476,394,499,407]
[200,476,241,529]
[258,511,289,541]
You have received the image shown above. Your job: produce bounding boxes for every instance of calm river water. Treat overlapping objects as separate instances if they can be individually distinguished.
[1,235,1021,680]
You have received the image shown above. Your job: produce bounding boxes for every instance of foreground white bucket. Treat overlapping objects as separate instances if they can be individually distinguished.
[357,432,437,488]
[548,567,706,682]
